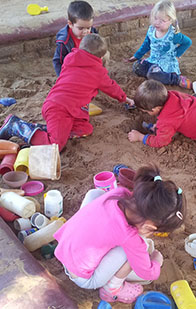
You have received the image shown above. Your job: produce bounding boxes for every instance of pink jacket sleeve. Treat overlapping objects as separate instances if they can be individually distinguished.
[98,69,127,102]
[122,233,161,280]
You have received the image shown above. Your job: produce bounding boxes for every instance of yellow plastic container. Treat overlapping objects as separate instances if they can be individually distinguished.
[170,280,196,309]
[14,148,30,174]
[89,103,102,116]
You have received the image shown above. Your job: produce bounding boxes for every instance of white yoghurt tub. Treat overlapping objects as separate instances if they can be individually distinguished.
[44,190,63,218]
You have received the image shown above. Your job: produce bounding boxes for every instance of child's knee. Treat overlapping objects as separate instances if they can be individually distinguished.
[133,60,148,77]
[147,64,162,79]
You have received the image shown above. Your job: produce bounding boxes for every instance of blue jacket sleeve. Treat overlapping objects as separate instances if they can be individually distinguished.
[134,34,151,59]
[174,33,192,58]
[53,43,69,77]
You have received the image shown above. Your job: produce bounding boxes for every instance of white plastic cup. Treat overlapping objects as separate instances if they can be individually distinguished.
[44,190,63,218]
[30,212,50,229]
[14,218,32,231]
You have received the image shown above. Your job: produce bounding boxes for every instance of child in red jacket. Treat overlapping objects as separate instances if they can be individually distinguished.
[0,34,134,152]
[128,79,196,148]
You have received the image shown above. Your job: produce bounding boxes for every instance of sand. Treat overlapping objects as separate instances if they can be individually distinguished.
[0,19,196,309]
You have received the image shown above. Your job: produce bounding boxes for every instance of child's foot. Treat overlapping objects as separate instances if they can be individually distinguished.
[179,76,192,89]
[99,282,143,304]
[69,133,88,139]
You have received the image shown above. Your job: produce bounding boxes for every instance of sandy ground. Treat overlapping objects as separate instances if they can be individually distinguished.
[0,24,196,309]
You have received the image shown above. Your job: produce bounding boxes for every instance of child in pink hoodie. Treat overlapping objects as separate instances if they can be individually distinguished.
[54,164,186,304]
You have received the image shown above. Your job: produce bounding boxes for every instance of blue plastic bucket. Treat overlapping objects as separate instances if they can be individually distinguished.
[134,291,176,308]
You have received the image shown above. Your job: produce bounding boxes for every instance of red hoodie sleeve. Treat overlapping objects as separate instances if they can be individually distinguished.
[144,124,176,148]
[98,69,127,102]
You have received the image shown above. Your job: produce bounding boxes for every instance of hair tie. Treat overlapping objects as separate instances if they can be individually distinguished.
[177,187,182,194]
[154,175,162,182]
[176,211,183,220]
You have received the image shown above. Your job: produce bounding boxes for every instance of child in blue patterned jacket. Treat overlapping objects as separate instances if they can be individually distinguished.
[128,0,193,89]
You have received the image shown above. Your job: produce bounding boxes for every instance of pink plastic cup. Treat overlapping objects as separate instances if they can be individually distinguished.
[94,171,117,192]
[0,153,17,175]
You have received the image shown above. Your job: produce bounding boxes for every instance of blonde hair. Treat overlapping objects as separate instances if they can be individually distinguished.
[80,34,107,58]
[150,0,180,33]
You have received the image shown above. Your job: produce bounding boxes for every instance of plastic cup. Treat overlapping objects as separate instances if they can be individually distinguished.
[118,168,135,190]
[14,148,30,174]
[2,171,28,188]
[14,218,32,230]
[30,212,50,229]
[0,153,17,175]
[94,171,117,192]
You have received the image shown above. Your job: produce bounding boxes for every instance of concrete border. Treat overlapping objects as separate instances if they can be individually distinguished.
[1,0,196,46]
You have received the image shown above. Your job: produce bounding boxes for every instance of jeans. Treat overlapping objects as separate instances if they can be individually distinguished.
[133,60,180,86]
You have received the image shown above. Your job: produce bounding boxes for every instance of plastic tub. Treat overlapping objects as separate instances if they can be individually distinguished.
[118,168,135,190]
[2,171,28,188]
[134,291,176,308]
[94,171,117,192]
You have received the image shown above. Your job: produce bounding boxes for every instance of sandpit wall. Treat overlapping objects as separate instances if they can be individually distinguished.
[0,7,196,60]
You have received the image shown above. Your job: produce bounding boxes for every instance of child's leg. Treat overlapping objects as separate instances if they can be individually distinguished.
[68,246,143,303]
[147,65,192,89]
[99,253,143,303]
[80,189,105,209]
[31,104,75,152]
[69,118,93,139]
[31,112,73,152]
[132,60,152,78]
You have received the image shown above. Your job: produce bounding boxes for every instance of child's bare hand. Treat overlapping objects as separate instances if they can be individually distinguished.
[150,250,163,266]
[123,56,137,63]
[126,97,135,106]
[128,130,144,142]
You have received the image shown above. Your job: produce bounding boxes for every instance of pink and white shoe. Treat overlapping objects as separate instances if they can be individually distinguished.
[99,281,143,304]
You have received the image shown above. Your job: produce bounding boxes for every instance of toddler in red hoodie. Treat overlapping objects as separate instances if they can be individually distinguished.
[0,34,134,152]
[128,79,196,148]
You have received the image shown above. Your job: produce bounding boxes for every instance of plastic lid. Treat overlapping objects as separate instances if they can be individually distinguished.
[21,181,44,196]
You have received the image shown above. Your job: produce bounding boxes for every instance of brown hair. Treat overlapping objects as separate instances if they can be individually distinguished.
[68,1,94,24]
[134,80,168,111]
[108,164,186,232]
[80,34,107,58]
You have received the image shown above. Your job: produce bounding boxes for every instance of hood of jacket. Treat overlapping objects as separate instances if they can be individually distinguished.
[158,90,196,122]
[62,48,103,69]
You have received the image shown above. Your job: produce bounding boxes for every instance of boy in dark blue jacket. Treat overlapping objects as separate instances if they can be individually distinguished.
[53,0,97,76]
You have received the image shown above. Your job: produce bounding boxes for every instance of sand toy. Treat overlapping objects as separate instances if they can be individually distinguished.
[27,4,48,16]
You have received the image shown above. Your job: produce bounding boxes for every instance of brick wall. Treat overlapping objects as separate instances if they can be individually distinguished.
[0,7,196,59]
